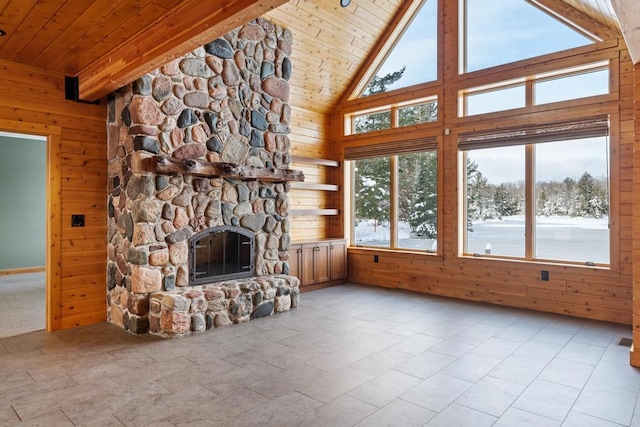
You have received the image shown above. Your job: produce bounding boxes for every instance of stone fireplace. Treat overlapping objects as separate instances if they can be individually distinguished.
[106,18,302,337]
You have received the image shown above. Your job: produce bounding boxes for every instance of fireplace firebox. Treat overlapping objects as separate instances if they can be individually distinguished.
[189,226,254,286]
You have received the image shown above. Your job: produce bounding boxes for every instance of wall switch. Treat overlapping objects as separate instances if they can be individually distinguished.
[541,270,549,281]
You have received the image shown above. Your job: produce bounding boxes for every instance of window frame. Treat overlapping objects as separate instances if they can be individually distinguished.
[457,116,616,268]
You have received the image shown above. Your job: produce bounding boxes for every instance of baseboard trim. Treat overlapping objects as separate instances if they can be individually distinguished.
[0,266,46,276]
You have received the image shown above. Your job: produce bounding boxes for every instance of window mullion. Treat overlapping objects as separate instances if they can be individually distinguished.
[525,144,535,260]
[390,155,398,249]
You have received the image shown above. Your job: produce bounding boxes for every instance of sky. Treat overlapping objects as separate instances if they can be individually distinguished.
[371,0,608,185]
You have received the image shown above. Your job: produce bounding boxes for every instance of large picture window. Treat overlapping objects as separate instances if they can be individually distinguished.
[460,117,610,265]
[348,140,438,252]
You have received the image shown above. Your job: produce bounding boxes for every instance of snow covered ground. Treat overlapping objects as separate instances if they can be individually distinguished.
[354,216,609,263]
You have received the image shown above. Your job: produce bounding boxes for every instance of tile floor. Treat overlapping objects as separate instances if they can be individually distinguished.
[0,283,639,426]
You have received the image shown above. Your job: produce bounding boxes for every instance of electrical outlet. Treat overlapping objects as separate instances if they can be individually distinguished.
[373,255,379,263]
[541,270,549,281]
[71,214,85,227]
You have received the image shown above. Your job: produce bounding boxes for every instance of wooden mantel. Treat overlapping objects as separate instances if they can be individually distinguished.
[132,153,304,183]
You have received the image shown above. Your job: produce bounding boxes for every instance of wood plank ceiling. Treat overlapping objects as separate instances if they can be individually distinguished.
[0,0,627,111]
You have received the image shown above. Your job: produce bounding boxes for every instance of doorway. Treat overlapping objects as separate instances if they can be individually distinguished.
[0,131,47,337]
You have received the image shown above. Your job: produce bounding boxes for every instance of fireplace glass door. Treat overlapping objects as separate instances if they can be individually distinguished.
[190,227,253,285]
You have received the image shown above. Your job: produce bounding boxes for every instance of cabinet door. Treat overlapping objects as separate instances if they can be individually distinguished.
[287,244,303,279]
[315,242,331,283]
[301,243,317,286]
[330,240,347,280]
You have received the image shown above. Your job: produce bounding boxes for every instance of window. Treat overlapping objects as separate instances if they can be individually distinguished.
[534,67,609,105]
[460,117,610,265]
[347,97,438,136]
[464,83,526,116]
[461,0,594,73]
[360,0,438,97]
[348,140,438,252]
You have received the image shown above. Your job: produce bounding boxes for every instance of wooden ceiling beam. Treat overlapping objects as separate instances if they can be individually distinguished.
[611,0,640,64]
[76,0,288,101]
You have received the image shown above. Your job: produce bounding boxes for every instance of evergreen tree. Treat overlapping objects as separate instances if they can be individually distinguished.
[354,157,390,232]
[362,66,406,97]
[408,151,438,238]
[494,183,518,216]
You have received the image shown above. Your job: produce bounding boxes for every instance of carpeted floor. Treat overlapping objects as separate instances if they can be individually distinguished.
[0,272,45,338]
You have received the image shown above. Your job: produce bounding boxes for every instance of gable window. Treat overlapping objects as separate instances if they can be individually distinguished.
[459,117,610,265]
[347,139,438,252]
[360,0,438,97]
[461,0,595,73]
[347,97,438,136]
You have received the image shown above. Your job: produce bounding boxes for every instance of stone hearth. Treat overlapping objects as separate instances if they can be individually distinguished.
[106,18,300,337]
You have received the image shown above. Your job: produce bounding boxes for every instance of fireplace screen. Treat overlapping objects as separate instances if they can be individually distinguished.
[189,226,254,285]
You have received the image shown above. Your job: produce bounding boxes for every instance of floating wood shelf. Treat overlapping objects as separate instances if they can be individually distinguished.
[132,153,304,182]
[290,182,339,191]
[291,155,339,168]
[290,209,339,216]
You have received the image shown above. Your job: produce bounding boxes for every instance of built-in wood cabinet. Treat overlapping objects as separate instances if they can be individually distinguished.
[288,239,347,290]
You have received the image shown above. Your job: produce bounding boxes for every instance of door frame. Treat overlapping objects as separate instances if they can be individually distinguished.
[0,119,62,332]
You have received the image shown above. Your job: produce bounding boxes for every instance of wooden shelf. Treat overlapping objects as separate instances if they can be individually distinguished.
[290,209,339,216]
[290,182,339,191]
[291,155,339,168]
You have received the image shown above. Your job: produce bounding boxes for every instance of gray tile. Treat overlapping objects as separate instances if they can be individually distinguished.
[572,383,637,425]
[588,359,640,393]
[489,354,548,385]
[557,341,606,365]
[456,376,525,416]
[512,339,564,363]
[356,399,436,427]
[458,322,504,341]
[441,352,502,382]
[348,370,422,408]
[224,391,322,427]
[512,379,581,421]
[349,348,413,376]
[429,335,482,358]
[572,328,614,347]
[494,407,561,426]
[532,327,575,345]
[425,403,497,426]
[295,366,373,403]
[390,333,443,355]
[306,346,372,372]
[471,337,521,359]
[495,324,541,343]
[296,394,378,427]
[401,373,473,412]
[351,332,405,353]
[394,351,456,379]
[538,358,594,389]
[562,411,624,427]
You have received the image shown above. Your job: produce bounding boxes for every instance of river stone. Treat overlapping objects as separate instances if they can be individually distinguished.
[163,274,176,291]
[165,228,191,244]
[214,312,231,328]
[237,183,249,202]
[228,98,242,120]
[250,300,274,320]
[248,129,263,147]
[129,97,164,125]
[162,98,183,115]
[203,112,218,133]
[276,194,289,216]
[180,58,212,78]
[132,223,155,246]
[122,104,131,126]
[282,57,292,81]
[177,108,198,128]
[169,241,188,265]
[152,75,172,101]
[222,202,234,224]
[156,175,169,191]
[132,199,163,222]
[239,23,265,41]
[157,185,179,201]
[221,134,248,164]
[191,313,206,332]
[173,207,189,228]
[131,266,162,294]
[128,247,148,265]
[238,118,250,138]
[279,234,290,251]
[133,135,159,154]
[184,91,209,109]
[263,215,277,233]
[259,186,277,199]
[251,110,268,131]
[205,38,234,59]
[127,175,155,200]
[133,75,152,95]
[206,135,223,153]
[148,249,169,266]
[173,143,206,159]
[129,125,158,136]
[262,76,289,102]
[222,60,241,86]
[261,62,275,80]
[172,187,193,207]
[240,213,266,232]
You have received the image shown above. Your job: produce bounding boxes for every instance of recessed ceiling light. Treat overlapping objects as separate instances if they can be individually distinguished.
[340,0,351,7]
[0,30,6,37]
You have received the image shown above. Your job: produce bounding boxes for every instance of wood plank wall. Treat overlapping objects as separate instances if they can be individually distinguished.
[288,106,336,242]
[0,59,107,331]
[632,62,640,365]
[329,5,635,325]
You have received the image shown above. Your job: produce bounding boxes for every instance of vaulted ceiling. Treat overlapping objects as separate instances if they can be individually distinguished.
[0,0,634,112]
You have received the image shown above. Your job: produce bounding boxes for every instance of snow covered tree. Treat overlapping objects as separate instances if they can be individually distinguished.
[407,151,438,238]
[354,157,390,232]
[493,183,519,216]
[362,66,406,97]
